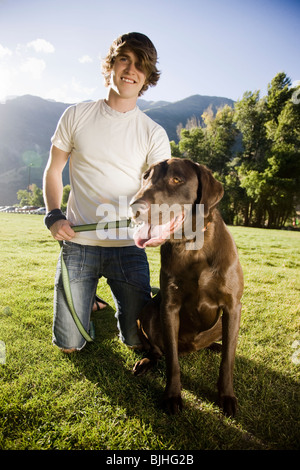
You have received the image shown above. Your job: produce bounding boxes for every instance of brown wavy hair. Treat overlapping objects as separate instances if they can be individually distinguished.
[102,32,160,96]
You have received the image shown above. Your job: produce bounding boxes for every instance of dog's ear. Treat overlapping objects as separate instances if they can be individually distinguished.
[195,164,224,217]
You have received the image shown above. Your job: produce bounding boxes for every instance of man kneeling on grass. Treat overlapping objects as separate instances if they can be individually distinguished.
[43,32,170,353]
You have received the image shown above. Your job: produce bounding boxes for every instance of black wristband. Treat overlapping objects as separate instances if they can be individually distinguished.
[44,209,67,229]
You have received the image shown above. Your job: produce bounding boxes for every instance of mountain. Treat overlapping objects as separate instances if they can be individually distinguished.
[137,98,171,111]
[0,94,234,204]
[0,95,71,205]
[144,94,234,142]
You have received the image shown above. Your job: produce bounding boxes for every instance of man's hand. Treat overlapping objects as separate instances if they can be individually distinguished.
[50,219,76,241]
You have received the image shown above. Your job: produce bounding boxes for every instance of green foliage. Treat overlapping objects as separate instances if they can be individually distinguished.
[234,90,269,169]
[176,72,300,228]
[170,140,182,157]
[266,72,293,123]
[177,105,237,174]
[17,184,44,207]
[61,185,71,212]
[16,184,71,211]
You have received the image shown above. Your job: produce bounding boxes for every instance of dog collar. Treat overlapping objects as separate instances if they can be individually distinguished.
[202,222,211,232]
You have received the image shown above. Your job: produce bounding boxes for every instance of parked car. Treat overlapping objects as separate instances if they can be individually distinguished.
[1,206,16,212]
[15,206,38,213]
[32,207,46,215]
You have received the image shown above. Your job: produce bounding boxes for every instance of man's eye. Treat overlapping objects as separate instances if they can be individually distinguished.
[118,56,128,63]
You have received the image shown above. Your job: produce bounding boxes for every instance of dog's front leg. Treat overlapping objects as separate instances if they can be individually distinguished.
[160,289,183,414]
[218,303,241,417]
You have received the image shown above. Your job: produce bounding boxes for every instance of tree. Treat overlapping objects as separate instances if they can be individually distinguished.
[178,105,237,174]
[233,73,300,227]
[17,189,32,207]
[17,184,44,207]
[233,90,269,170]
[266,72,293,124]
[61,185,71,212]
[30,184,44,207]
[173,72,299,228]
[264,96,300,227]
[204,105,238,173]
[216,169,246,225]
[170,141,182,158]
[178,126,211,165]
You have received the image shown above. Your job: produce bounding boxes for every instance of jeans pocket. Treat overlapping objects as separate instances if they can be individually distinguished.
[56,241,86,283]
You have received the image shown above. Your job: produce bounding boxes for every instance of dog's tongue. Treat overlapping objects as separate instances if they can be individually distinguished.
[133,223,166,248]
[133,215,185,248]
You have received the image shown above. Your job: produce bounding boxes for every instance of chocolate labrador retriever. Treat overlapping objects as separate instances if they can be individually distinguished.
[130,158,243,417]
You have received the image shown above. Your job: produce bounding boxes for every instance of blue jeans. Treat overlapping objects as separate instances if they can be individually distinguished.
[53,242,151,350]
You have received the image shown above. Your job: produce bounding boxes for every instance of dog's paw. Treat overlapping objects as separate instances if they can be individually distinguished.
[207,342,222,353]
[219,395,238,418]
[132,357,154,376]
[163,395,183,415]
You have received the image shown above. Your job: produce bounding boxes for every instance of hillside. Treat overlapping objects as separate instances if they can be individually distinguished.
[144,94,234,141]
[0,94,234,204]
[0,95,70,205]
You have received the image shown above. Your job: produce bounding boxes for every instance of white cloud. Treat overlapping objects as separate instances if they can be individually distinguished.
[26,38,55,54]
[20,58,46,79]
[0,39,100,103]
[71,77,96,95]
[44,84,69,103]
[0,65,13,102]
[0,40,56,101]
[78,55,93,64]
[0,44,12,58]
[44,78,98,103]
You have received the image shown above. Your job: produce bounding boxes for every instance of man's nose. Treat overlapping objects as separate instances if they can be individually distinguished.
[126,62,136,74]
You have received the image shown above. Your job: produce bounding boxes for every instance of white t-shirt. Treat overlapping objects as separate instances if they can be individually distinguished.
[51,99,171,246]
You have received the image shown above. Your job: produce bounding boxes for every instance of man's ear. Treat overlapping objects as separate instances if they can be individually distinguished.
[195,163,224,217]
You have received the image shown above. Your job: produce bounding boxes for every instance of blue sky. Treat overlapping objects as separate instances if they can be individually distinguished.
[0,0,299,104]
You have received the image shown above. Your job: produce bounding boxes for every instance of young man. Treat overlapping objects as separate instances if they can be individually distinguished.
[43,32,171,353]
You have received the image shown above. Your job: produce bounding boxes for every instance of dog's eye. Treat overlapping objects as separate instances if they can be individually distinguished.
[170,177,183,185]
[143,170,150,180]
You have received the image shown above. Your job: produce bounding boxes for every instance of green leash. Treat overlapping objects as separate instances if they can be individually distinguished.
[59,219,132,342]
[72,218,132,233]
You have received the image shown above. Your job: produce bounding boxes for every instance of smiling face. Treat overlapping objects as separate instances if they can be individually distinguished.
[109,49,147,103]
[102,33,160,98]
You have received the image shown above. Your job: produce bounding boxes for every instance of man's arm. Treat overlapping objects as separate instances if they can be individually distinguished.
[43,145,75,241]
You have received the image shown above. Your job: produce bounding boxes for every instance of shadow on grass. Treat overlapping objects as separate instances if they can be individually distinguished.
[67,307,299,450]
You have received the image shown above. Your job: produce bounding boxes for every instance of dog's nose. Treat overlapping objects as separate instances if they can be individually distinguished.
[130,199,150,221]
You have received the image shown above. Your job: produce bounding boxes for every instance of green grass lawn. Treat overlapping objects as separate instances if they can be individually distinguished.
[0,213,299,450]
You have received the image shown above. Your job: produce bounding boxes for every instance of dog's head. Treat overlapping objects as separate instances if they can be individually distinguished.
[130,158,223,248]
